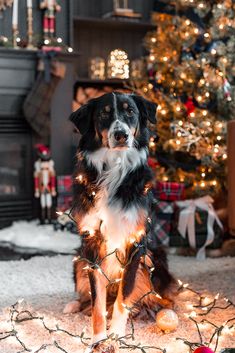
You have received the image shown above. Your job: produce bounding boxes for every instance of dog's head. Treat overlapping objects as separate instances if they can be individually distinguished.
[70,92,157,150]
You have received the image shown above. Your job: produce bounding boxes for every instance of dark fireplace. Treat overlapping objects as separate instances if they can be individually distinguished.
[0,116,33,228]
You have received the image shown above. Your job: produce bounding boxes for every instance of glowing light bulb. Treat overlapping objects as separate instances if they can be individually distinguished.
[44,39,50,45]
[217,135,222,141]
[211,48,217,55]
[204,32,210,38]
[202,110,207,116]
[205,92,210,98]
[190,112,195,118]
[150,55,155,61]
[176,105,181,112]
[189,311,197,318]
[176,140,181,145]
[194,28,199,34]
[212,180,217,186]
[56,211,63,216]
[201,172,206,178]
[68,47,73,53]
[178,120,183,126]
[222,153,227,160]
[57,37,63,43]
[197,95,202,102]
[163,56,168,62]
[200,181,206,188]
[151,37,157,43]
[76,174,83,182]
[83,265,90,270]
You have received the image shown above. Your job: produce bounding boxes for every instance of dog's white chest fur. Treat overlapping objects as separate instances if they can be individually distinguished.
[80,148,147,255]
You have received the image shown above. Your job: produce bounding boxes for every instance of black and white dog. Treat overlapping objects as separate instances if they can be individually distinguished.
[64,92,175,352]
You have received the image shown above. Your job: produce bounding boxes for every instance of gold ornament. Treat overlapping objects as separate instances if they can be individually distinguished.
[156,309,179,332]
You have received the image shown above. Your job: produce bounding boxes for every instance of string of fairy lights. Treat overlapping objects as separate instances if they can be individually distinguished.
[1,201,234,353]
[0,271,234,353]
[0,34,74,52]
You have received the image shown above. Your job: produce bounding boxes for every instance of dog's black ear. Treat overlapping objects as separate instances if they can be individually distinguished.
[69,100,94,135]
[132,95,157,124]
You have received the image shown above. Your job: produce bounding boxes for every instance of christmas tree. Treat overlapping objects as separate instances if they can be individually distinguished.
[132,1,235,198]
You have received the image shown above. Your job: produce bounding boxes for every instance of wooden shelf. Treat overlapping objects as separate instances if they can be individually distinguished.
[73,16,156,30]
[75,78,128,86]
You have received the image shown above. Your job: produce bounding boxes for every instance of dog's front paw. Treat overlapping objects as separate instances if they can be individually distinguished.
[85,341,119,353]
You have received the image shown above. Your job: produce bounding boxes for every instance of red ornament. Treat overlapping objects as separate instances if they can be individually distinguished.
[184,97,195,116]
[148,157,159,169]
[194,347,215,353]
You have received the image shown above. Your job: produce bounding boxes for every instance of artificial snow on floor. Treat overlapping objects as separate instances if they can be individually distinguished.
[0,254,234,353]
[0,220,80,254]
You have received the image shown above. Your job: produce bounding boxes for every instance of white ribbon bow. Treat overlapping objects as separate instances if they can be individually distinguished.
[176,196,223,260]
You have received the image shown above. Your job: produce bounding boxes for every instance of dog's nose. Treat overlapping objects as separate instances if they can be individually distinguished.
[114,130,128,143]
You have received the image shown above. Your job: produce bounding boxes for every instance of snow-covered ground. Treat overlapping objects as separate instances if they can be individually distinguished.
[0,220,80,254]
[0,254,234,353]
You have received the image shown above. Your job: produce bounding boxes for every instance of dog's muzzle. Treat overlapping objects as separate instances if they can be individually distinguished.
[108,120,132,148]
[114,130,129,144]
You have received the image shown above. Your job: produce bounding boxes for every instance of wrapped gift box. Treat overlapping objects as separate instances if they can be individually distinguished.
[57,175,73,212]
[154,200,175,246]
[154,181,185,201]
[170,196,224,259]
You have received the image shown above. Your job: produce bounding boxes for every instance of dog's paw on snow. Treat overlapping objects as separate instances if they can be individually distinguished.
[63,300,81,314]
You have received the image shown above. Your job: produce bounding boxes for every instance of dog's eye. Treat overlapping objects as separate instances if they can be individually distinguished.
[100,111,109,119]
[127,108,134,116]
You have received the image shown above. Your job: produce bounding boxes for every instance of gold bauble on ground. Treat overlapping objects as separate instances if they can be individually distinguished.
[156,308,179,332]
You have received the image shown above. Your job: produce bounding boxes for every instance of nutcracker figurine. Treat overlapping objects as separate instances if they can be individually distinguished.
[40,0,61,41]
[34,144,56,224]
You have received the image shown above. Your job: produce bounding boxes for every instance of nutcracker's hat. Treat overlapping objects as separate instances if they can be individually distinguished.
[35,144,51,160]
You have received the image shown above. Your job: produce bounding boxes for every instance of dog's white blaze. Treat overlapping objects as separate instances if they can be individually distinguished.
[108,119,134,149]
[84,147,148,255]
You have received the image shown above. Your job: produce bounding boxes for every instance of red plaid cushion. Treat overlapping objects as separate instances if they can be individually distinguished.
[154,181,185,201]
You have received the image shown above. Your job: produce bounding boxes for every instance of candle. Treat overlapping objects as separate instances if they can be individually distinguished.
[12,0,18,27]
[27,0,32,8]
